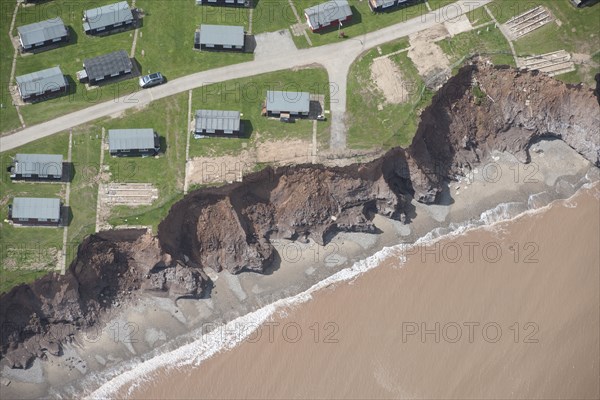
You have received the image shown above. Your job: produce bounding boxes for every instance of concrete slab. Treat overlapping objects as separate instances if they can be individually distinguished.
[254,30,297,60]
[444,14,473,37]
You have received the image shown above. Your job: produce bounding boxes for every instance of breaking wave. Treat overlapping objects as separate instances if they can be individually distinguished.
[65,183,598,399]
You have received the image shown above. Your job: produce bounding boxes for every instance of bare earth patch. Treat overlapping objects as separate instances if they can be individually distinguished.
[187,139,312,186]
[370,57,408,105]
[186,138,383,187]
[407,25,451,87]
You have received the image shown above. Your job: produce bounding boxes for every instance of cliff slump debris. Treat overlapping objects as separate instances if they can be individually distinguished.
[160,62,599,265]
[157,160,413,275]
[408,62,600,201]
[0,230,204,368]
[1,62,598,369]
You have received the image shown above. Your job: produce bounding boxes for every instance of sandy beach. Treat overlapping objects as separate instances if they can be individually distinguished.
[1,139,598,399]
[131,181,599,400]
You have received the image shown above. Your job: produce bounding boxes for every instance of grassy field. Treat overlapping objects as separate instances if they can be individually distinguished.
[0,133,68,293]
[252,0,297,33]
[291,0,429,48]
[0,124,110,293]
[11,0,140,128]
[132,1,253,78]
[1,0,255,134]
[427,0,456,10]
[1,65,330,293]
[346,38,433,149]
[188,67,330,158]
[487,0,600,85]
[103,93,188,232]
[465,5,493,25]
[65,123,106,264]
[438,23,516,69]
[489,0,600,54]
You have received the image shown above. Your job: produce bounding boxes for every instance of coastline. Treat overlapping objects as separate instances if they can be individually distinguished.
[129,178,599,400]
[1,138,595,399]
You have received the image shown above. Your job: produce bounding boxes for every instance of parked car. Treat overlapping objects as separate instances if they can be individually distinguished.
[139,72,165,88]
[316,114,327,121]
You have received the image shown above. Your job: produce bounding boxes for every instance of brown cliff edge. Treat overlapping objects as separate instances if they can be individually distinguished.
[1,62,599,369]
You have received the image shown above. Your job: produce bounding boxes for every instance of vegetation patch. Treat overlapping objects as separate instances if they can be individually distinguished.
[346,38,433,149]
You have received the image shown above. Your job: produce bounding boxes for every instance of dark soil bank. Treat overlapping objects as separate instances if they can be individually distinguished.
[2,62,598,369]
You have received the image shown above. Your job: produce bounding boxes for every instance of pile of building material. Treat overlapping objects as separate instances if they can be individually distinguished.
[504,6,553,40]
[103,183,158,206]
[518,50,576,77]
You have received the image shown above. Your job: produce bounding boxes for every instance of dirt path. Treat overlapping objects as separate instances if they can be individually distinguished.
[59,131,73,275]
[130,0,140,58]
[95,128,109,232]
[8,1,25,128]
[287,0,312,46]
[312,120,317,163]
[184,90,192,194]
[248,8,253,35]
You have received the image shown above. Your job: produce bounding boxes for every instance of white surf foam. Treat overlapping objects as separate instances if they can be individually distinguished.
[78,183,598,399]
[84,245,396,399]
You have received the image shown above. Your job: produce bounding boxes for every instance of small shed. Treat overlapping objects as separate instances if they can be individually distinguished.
[17,18,68,51]
[368,0,410,12]
[81,50,133,85]
[195,24,245,51]
[108,129,160,157]
[15,66,68,102]
[304,0,353,32]
[194,110,241,138]
[83,1,134,35]
[9,154,63,180]
[265,91,310,117]
[9,197,61,226]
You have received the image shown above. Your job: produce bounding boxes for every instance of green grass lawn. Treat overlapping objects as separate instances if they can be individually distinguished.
[346,38,433,149]
[1,66,330,291]
[486,0,600,85]
[427,0,456,10]
[104,93,188,232]
[133,1,253,78]
[188,66,330,158]
[488,0,600,55]
[252,0,297,33]
[65,123,107,264]
[291,0,429,48]
[2,0,255,134]
[0,134,69,293]
[11,0,139,128]
[438,23,516,69]
[0,119,141,293]
[0,0,22,134]
[465,4,493,25]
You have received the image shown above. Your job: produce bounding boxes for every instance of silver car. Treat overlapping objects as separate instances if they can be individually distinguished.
[139,72,164,88]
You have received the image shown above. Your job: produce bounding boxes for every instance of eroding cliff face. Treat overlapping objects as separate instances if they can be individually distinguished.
[157,162,412,275]
[407,63,600,201]
[0,230,204,368]
[1,62,598,368]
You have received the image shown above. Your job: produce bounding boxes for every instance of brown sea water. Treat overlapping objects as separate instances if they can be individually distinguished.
[129,184,600,400]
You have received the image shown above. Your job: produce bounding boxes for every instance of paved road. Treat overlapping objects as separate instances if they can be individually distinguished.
[0,0,490,153]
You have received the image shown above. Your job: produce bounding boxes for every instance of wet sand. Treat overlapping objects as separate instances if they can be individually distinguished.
[131,183,600,400]
[1,140,598,399]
